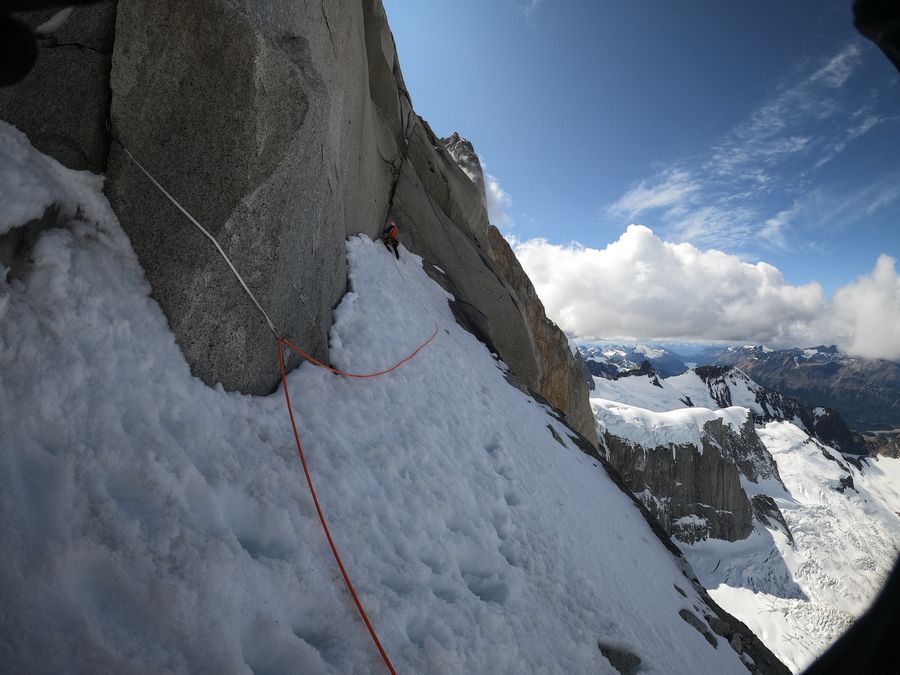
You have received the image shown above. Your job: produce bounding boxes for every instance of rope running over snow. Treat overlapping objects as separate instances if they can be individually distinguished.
[112,133,448,675]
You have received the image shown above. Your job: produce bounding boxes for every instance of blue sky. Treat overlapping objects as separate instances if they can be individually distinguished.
[384,0,900,360]
[383,0,900,296]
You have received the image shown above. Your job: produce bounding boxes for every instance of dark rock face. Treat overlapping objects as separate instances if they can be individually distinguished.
[751,494,794,546]
[602,416,774,543]
[28,0,536,400]
[694,365,734,407]
[870,433,900,458]
[679,609,718,648]
[597,640,642,674]
[485,225,599,445]
[711,345,900,435]
[0,3,116,172]
[854,0,900,72]
[573,348,595,391]
[108,0,365,394]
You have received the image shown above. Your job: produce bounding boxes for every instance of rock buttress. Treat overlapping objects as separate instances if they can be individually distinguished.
[603,416,762,543]
[103,0,545,396]
[486,225,599,446]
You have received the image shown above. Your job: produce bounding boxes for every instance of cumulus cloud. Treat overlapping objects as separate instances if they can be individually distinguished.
[825,255,900,361]
[510,226,900,360]
[485,171,514,229]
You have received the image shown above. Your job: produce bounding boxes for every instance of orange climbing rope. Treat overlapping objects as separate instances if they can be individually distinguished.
[277,325,438,675]
[279,322,439,379]
[114,133,439,675]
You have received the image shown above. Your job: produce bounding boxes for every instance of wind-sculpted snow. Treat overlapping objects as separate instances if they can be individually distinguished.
[0,127,755,674]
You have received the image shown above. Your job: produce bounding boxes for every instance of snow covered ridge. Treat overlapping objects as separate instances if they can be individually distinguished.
[589,362,900,672]
[709,344,900,435]
[0,126,786,673]
[596,400,749,451]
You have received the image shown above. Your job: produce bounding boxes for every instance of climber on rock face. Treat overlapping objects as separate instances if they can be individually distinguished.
[382,217,400,260]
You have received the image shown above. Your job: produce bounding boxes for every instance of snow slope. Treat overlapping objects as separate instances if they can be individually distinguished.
[591,371,694,411]
[591,366,796,423]
[667,369,801,425]
[0,123,751,674]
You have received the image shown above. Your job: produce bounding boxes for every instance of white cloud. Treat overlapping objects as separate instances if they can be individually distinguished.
[512,225,824,343]
[608,170,700,220]
[816,112,897,167]
[510,0,541,18]
[810,44,863,88]
[760,206,799,251]
[485,171,514,229]
[510,226,900,360]
[824,255,900,360]
[667,204,758,251]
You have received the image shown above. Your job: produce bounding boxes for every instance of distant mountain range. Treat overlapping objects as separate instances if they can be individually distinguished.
[705,345,900,434]
[578,342,900,436]
[579,344,689,378]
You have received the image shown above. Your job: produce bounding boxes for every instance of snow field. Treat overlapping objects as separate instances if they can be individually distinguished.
[683,422,900,672]
[591,397,749,452]
[589,372,692,411]
[0,124,750,674]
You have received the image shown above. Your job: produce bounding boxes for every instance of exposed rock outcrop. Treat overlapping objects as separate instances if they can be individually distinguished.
[485,225,599,445]
[103,0,534,398]
[869,433,900,458]
[0,3,116,172]
[751,494,794,545]
[574,348,595,391]
[441,131,485,201]
[602,414,784,543]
